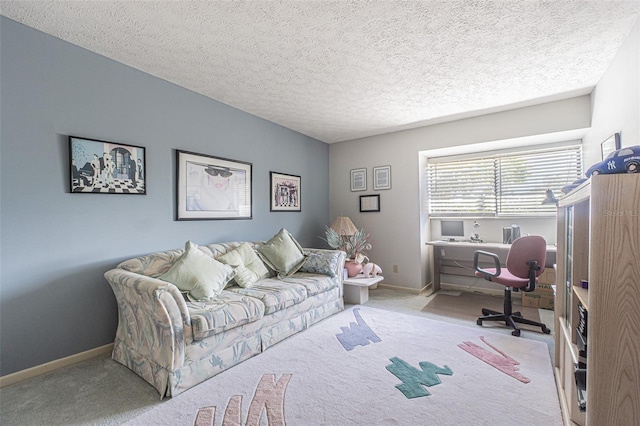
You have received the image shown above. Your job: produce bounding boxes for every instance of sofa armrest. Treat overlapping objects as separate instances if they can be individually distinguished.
[105,268,192,372]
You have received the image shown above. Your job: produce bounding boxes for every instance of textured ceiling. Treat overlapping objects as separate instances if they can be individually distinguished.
[1,1,639,143]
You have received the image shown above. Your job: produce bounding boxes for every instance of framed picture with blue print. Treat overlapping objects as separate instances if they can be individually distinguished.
[350,168,367,191]
[68,135,146,194]
[176,150,252,220]
[373,165,391,190]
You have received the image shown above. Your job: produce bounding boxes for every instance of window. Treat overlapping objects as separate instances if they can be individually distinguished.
[427,144,582,217]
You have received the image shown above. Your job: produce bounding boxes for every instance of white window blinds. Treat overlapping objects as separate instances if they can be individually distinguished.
[427,145,582,217]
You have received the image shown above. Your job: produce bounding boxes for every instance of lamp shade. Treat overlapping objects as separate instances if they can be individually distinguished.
[330,216,358,236]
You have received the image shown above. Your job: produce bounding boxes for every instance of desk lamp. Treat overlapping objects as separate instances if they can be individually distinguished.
[470,221,483,243]
[541,189,558,205]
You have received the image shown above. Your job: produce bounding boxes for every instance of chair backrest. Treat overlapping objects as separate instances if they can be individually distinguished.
[506,236,547,279]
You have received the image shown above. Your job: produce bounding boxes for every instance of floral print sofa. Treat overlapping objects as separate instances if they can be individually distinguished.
[104,235,345,398]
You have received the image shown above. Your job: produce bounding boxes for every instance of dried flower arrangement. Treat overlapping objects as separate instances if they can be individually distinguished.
[322,226,372,262]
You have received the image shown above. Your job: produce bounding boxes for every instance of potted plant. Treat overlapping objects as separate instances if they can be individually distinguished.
[322,226,372,277]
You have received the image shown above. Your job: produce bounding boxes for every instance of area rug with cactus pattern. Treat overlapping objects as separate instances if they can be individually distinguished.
[126,306,561,426]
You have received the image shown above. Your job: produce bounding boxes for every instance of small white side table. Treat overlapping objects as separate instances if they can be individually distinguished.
[343,274,384,304]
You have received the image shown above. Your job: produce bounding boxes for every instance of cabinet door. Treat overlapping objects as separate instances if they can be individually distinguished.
[587,174,640,425]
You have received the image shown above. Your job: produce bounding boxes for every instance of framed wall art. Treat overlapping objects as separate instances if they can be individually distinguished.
[69,135,146,194]
[601,132,621,160]
[176,150,252,220]
[360,194,380,212]
[373,165,391,190]
[350,168,367,191]
[270,172,301,212]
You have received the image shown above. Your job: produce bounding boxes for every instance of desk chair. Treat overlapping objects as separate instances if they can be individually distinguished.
[473,235,551,337]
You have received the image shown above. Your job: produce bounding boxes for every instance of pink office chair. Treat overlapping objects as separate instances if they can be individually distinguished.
[473,235,551,337]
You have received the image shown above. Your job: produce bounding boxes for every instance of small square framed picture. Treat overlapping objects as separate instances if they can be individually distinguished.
[601,133,621,160]
[373,165,391,190]
[270,172,301,212]
[351,168,367,191]
[360,194,380,212]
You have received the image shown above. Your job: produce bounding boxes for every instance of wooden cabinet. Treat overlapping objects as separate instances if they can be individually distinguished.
[554,174,640,425]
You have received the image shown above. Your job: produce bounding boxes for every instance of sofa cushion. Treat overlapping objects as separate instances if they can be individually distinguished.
[187,291,265,341]
[256,228,307,278]
[299,251,341,278]
[217,242,271,288]
[283,273,340,297]
[159,241,235,302]
[227,279,307,315]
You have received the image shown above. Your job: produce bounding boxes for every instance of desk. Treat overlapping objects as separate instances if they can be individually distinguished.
[343,274,384,304]
[426,240,556,292]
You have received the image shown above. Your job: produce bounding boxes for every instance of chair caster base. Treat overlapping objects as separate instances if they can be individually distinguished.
[511,329,521,337]
[542,326,551,334]
[477,319,483,326]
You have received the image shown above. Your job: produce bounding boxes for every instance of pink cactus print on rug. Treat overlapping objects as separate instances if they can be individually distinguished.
[458,336,530,384]
[193,374,291,426]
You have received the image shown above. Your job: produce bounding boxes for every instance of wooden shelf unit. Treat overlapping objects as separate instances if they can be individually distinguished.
[554,174,640,426]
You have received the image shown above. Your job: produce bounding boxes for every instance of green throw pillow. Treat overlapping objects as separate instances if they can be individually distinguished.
[217,242,270,288]
[159,241,235,302]
[256,228,307,278]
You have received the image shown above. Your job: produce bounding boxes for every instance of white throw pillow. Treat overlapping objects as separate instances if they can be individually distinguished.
[217,242,270,287]
[256,228,307,278]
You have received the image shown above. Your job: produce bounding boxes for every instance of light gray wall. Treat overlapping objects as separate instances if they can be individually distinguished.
[329,17,640,294]
[0,17,330,376]
[584,19,639,164]
[330,97,591,291]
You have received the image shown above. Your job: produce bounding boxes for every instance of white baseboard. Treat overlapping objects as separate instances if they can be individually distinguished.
[0,343,114,388]
[375,283,428,294]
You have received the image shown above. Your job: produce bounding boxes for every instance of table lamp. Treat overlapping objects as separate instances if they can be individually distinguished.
[330,216,358,236]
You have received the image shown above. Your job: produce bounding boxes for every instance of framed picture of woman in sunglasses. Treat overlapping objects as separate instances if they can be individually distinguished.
[176,150,252,220]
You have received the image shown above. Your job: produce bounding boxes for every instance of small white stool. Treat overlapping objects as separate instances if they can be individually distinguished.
[343,274,384,304]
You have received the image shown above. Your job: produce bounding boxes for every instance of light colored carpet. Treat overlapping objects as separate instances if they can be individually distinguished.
[126,306,561,426]
[366,288,555,346]
[0,290,557,425]
[422,292,545,329]
[0,353,161,425]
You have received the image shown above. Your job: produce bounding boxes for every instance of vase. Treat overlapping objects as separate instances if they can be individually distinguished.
[345,260,363,278]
